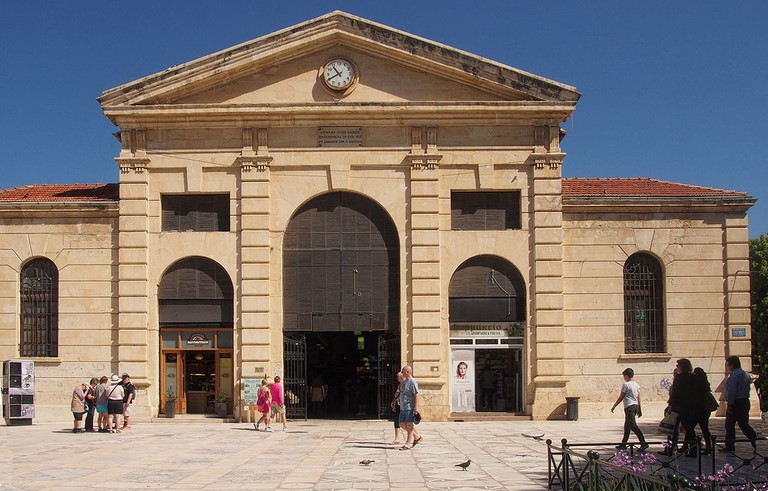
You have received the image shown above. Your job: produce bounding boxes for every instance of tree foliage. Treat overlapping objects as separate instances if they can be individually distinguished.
[750,235,768,377]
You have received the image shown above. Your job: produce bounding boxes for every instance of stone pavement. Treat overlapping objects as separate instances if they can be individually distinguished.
[0,416,765,490]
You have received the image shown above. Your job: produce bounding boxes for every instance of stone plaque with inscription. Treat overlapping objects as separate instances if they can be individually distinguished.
[318,127,362,147]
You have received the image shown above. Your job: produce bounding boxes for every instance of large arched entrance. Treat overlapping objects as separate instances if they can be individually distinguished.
[283,191,400,419]
[158,256,234,415]
[449,255,526,414]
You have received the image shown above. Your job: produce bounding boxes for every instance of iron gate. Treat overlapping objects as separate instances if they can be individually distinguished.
[377,332,401,419]
[283,333,307,420]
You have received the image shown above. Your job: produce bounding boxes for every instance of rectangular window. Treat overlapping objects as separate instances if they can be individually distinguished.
[161,194,230,232]
[451,191,521,230]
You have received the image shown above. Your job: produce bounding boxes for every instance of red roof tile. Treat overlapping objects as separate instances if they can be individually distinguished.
[562,178,748,198]
[0,179,750,203]
[0,183,119,202]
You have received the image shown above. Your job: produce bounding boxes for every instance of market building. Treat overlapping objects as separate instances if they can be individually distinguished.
[0,12,755,423]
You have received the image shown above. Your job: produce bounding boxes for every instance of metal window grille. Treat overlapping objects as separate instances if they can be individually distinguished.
[20,259,59,357]
[623,254,663,353]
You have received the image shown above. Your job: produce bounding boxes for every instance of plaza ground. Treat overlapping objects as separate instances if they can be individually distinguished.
[1,415,766,490]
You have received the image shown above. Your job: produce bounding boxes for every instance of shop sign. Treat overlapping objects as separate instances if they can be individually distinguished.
[186,332,210,346]
[449,322,524,337]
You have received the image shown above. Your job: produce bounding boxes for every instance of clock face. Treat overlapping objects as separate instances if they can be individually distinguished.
[323,59,355,90]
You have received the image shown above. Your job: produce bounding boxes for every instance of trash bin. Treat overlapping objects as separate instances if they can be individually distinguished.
[566,397,579,421]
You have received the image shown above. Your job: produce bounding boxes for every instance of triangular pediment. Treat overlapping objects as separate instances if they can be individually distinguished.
[98,11,579,109]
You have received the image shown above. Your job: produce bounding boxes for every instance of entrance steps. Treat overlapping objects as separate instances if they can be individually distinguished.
[449,412,531,422]
[151,414,235,424]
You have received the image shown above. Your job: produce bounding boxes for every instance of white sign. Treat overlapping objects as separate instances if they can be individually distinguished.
[451,350,475,412]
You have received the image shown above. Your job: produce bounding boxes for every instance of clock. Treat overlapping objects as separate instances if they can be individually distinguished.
[322,58,357,92]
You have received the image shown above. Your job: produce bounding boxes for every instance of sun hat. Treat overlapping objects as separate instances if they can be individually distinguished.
[110,374,120,384]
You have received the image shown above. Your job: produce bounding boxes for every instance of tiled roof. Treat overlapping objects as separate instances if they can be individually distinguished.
[0,183,119,202]
[562,178,749,198]
[0,179,750,202]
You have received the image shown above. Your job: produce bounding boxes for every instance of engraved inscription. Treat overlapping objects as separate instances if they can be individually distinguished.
[318,127,362,147]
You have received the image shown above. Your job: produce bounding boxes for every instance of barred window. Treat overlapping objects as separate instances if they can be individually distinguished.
[20,258,59,357]
[623,253,664,353]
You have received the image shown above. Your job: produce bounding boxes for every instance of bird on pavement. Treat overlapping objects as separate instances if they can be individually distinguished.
[359,460,375,466]
[522,433,546,441]
[455,459,471,471]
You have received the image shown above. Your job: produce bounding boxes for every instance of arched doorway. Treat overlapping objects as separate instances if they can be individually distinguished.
[158,256,234,415]
[449,255,526,414]
[283,192,400,419]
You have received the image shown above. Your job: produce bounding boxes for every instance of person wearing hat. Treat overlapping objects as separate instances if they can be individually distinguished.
[106,374,125,433]
[120,373,135,430]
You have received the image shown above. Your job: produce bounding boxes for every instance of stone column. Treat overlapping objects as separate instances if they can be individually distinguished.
[237,128,273,421]
[115,129,151,418]
[530,125,567,419]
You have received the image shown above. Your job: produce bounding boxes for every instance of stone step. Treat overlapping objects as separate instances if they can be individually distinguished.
[449,412,532,422]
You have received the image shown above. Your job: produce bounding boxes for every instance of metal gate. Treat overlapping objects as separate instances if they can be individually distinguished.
[283,333,307,420]
[377,332,401,419]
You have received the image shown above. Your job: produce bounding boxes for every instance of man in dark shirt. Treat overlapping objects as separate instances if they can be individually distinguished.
[724,356,757,451]
[121,373,136,430]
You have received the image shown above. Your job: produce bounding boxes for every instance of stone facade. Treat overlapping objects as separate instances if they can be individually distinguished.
[0,12,755,422]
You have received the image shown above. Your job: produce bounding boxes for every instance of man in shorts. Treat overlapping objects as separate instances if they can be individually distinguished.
[397,365,422,450]
[270,375,287,431]
[121,373,135,430]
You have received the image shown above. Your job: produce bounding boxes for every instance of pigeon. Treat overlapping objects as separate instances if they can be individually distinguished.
[455,459,471,471]
[359,460,375,466]
[522,433,545,441]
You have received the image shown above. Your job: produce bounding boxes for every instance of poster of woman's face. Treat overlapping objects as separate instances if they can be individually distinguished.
[456,362,468,379]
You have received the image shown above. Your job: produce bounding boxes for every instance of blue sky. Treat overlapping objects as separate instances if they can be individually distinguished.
[1,1,766,237]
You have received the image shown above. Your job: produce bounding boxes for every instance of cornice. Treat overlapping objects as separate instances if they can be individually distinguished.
[0,202,119,218]
[563,196,756,214]
[104,101,577,128]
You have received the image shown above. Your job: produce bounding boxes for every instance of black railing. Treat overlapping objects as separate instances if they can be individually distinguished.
[548,437,768,490]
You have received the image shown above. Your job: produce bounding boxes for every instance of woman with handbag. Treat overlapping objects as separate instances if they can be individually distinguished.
[694,367,717,455]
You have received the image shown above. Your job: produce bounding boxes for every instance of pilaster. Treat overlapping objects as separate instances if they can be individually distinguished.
[723,214,752,359]
[530,125,567,419]
[407,126,444,416]
[238,128,272,420]
[116,135,151,415]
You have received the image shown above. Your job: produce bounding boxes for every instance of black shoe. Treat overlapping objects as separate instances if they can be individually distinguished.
[657,449,673,456]
[615,444,627,450]
[639,443,650,451]
[700,448,711,455]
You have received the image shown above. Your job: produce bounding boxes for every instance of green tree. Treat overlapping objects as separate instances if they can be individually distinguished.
[751,235,768,409]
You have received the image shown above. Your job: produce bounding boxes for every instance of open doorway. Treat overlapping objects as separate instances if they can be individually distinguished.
[304,331,379,419]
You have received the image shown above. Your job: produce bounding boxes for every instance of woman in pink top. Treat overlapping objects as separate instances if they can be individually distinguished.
[253,378,272,432]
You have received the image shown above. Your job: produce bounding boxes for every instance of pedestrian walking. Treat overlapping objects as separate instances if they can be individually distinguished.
[254,378,272,431]
[397,365,422,450]
[270,376,287,431]
[724,355,758,451]
[610,368,648,451]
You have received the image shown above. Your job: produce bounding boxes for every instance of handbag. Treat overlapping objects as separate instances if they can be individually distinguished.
[658,411,678,435]
[706,392,719,412]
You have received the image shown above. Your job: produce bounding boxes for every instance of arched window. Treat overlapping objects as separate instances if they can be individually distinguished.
[449,256,526,323]
[623,253,664,353]
[158,256,233,326]
[20,258,59,357]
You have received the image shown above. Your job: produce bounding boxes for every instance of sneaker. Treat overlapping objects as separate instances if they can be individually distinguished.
[639,443,650,452]
[615,444,627,450]
[253,423,259,431]
[121,426,130,430]
[265,427,273,432]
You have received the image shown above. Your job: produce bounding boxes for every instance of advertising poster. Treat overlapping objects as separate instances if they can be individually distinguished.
[451,350,475,412]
